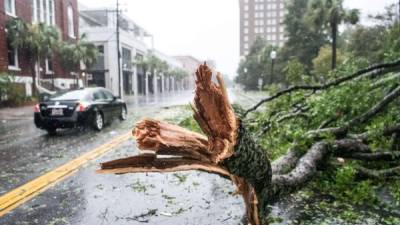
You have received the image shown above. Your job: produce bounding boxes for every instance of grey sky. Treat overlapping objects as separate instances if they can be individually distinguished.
[79,0,398,77]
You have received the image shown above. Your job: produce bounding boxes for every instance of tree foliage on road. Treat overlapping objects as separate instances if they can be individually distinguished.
[232,4,400,223]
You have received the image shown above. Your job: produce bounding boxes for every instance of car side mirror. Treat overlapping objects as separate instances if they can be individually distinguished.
[113,96,118,101]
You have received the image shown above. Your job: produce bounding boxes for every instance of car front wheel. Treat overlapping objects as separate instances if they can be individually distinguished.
[93,112,104,131]
[119,106,127,121]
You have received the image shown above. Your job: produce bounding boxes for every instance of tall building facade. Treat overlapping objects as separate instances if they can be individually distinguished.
[239,0,286,57]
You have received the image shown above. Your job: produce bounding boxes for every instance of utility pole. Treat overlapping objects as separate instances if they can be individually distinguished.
[116,0,122,98]
[398,0,400,22]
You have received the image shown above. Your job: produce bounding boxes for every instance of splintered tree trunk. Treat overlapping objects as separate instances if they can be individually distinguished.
[98,64,272,225]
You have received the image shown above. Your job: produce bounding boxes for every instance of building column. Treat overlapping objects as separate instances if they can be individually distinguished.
[145,72,149,96]
[133,66,138,96]
[166,76,170,92]
[161,73,165,93]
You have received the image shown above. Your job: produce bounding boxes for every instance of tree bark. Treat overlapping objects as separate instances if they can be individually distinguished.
[331,11,338,70]
[331,22,337,70]
[30,57,37,96]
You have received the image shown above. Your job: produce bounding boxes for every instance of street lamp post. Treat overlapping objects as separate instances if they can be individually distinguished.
[270,50,277,84]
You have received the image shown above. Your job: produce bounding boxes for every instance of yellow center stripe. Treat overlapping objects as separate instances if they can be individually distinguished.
[0,132,131,217]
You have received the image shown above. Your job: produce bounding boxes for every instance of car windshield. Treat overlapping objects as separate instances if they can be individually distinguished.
[50,90,89,101]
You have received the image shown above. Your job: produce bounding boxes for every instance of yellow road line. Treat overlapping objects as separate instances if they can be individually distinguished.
[0,132,131,217]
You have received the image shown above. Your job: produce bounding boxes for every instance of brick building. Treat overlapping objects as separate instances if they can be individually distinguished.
[0,0,79,96]
[239,0,286,57]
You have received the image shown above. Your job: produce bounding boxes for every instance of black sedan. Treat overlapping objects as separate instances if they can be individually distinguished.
[34,87,127,135]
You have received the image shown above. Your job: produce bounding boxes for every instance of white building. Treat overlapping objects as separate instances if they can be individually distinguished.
[79,5,188,98]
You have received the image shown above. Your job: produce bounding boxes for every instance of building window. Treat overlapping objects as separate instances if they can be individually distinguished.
[255,20,264,26]
[244,5,248,11]
[48,0,55,25]
[255,4,264,11]
[33,0,55,25]
[244,20,249,26]
[244,35,249,42]
[46,57,54,74]
[4,0,16,16]
[122,47,132,70]
[67,5,75,38]
[7,40,19,69]
[256,12,264,18]
[244,12,249,19]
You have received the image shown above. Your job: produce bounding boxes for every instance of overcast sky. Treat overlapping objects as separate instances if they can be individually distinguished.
[79,0,398,77]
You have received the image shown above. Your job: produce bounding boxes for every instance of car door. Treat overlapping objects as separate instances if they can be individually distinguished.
[92,90,112,123]
[102,89,119,119]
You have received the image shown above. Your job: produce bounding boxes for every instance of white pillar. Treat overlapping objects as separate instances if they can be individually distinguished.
[25,82,32,97]
[133,66,138,96]
[161,73,165,93]
[145,72,149,96]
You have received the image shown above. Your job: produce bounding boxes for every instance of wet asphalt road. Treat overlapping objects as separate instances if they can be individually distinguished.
[0,90,261,225]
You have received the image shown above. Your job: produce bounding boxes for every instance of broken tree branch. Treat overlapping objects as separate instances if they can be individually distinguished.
[271,142,329,192]
[99,64,272,225]
[271,148,301,175]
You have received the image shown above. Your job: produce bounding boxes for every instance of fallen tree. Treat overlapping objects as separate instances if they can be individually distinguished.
[99,61,400,225]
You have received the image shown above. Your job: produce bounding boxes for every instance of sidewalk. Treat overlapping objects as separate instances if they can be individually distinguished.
[0,105,34,121]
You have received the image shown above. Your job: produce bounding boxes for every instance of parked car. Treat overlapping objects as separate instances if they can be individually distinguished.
[34,87,127,135]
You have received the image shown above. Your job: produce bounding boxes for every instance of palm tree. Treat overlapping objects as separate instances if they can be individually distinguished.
[6,18,60,94]
[59,34,98,88]
[307,0,359,69]
[135,54,165,93]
